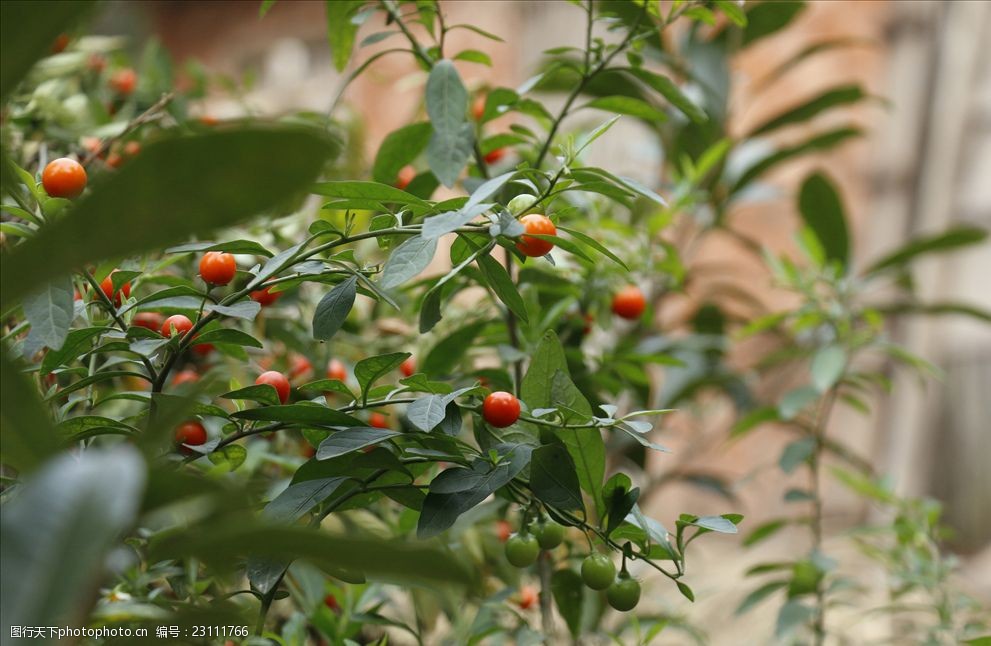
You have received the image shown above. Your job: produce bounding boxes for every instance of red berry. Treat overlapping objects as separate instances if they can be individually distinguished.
[199,251,237,286]
[482,391,521,428]
[518,585,538,610]
[472,95,486,121]
[326,359,348,382]
[369,412,389,429]
[42,158,87,199]
[51,34,70,54]
[324,594,340,612]
[255,371,290,404]
[123,141,141,157]
[161,315,193,338]
[496,519,512,543]
[175,421,207,446]
[611,285,646,320]
[290,354,313,379]
[484,148,506,164]
[172,370,199,386]
[250,286,281,306]
[132,312,163,331]
[400,356,416,378]
[515,214,556,258]
[99,271,131,306]
[395,165,416,190]
[191,342,213,357]
[109,68,136,95]
[105,152,123,169]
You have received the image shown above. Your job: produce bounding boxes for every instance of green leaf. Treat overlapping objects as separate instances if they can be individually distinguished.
[422,202,490,240]
[521,331,602,511]
[778,386,819,420]
[530,443,584,512]
[193,328,263,349]
[325,0,362,72]
[811,345,846,392]
[776,599,815,638]
[422,321,486,376]
[426,60,472,187]
[602,473,639,537]
[779,437,816,474]
[477,253,529,323]
[428,123,474,188]
[626,69,707,123]
[231,405,363,426]
[221,384,283,407]
[259,0,277,17]
[152,523,471,585]
[165,239,274,257]
[731,126,861,194]
[723,0,807,48]
[312,276,357,341]
[312,180,429,206]
[207,445,247,472]
[317,428,401,460]
[22,277,74,352]
[558,226,628,269]
[372,122,433,185]
[0,0,96,102]
[354,352,409,398]
[205,301,262,321]
[1,127,338,310]
[551,569,584,638]
[731,406,780,438]
[0,447,144,630]
[865,226,988,275]
[743,518,789,547]
[583,96,666,122]
[677,581,695,602]
[452,49,491,66]
[756,84,870,136]
[714,0,747,26]
[736,580,787,615]
[263,477,347,524]
[380,235,438,290]
[686,515,739,534]
[0,351,60,472]
[575,115,621,155]
[798,171,850,269]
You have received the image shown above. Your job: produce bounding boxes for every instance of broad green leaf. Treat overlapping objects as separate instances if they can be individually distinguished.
[40,327,111,374]
[422,321,486,376]
[731,126,861,193]
[477,253,529,323]
[231,404,363,426]
[0,0,96,102]
[811,345,846,392]
[1,127,338,310]
[776,599,815,638]
[779,437,816,474]
[452,49,491,66]
[0,351,60,472]
[626,69,706,123]
[751,85,868,136]
[551,569,584,638]
[221,384,283,407]
[736,581,788,615]
[428,123,474,187]
[465,171,516,213]
[426,60,472,187]
[205,301,262,321]
[421,202,490,240]
[22,277,74,352]
[522,331,602,511]
[778,386,819,420]
[380,235,438,289]
[151,523,471,585]
[407,395,449,432]
[192,328,263,349]
[311,180,429,206]
[530,443,584,512]
[325,0,363,71]
[865,226,988,275]
[312,275,357,341]
[798,171,850,269]
[317,427,401,460]
[583,96,666,122]
[0,447,144,631]
[372,122,433,185]
[262,477,348,524]
[354,352,409,398]
[165,239,274,257]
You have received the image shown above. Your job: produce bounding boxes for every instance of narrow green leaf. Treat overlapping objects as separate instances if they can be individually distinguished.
[477,253,529,323]
[751,85,867,136]
[866,226,988,275]
[312,276,357,341]
[325,0,362,72]
[626,69,707,123]
[797,171,850,269]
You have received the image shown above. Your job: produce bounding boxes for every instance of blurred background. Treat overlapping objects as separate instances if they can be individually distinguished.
[88,0,991,641]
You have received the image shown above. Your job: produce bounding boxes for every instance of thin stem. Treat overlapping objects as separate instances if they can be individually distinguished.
[381,1,433,66]
[82,93,174,166]
[810,386,840,645]
[81,271,158,383]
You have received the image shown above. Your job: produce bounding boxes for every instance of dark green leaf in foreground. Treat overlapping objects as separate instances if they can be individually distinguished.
[1,126,338,309]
